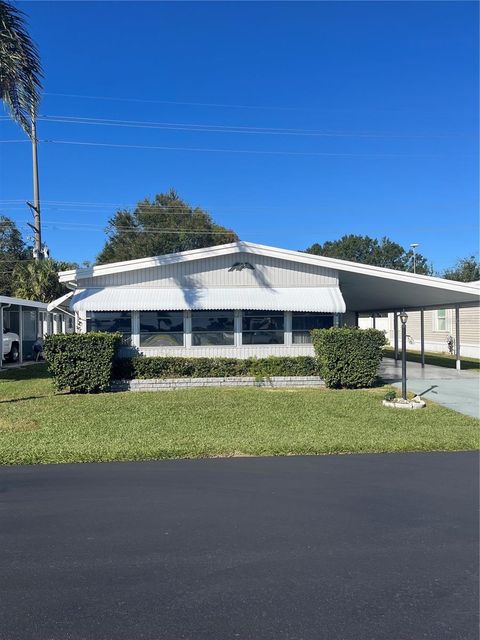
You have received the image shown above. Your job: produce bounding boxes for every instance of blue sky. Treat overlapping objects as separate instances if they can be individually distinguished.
[1,1,478,271]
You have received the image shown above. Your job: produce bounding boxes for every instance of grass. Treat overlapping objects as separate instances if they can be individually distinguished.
[383,348,480,370]
[0,364,478,465]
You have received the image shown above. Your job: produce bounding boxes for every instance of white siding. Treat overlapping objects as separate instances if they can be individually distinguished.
[78,252,338,289]
[120,344,315,359]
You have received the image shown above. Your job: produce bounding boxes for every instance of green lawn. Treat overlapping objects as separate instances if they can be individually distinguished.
[0,365,478,465]
[383,348,480,370]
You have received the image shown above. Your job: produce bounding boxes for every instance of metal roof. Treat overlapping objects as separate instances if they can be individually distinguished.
[70,286,346,314]
[0,295,48,310]
[58,241,480,313]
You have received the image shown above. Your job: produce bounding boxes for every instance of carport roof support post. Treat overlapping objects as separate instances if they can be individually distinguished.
[455,305,461,371]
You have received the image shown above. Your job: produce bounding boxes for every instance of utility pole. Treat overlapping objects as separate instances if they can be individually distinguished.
[27,112,42,260]
[410,243,419,274]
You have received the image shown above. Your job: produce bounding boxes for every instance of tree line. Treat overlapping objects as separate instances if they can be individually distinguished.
[1,189,478,301]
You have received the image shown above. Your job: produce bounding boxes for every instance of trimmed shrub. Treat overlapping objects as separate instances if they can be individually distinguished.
[44,332,122,393]
[311,327,386,389]
[112,355,319,380]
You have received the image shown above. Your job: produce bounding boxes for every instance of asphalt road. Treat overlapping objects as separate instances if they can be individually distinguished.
[1,453,478,640]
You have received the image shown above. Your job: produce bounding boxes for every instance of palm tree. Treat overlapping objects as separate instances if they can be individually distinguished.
[0,0,42,135]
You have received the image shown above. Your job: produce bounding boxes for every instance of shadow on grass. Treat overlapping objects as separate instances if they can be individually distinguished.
[0,363,51,382]
[0,395,51,405]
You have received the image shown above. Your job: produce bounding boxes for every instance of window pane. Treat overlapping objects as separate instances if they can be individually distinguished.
[292,313,334,331]
[87,312,131,344]
[192,312,234,332]
[87,312,131,334]
[242,311,284,331]
[242,331,284,345]
[292,331,313,344]
[140,333,184,347]
[192,331,234,346]
[140,312,184,333]
[437,310,446,331]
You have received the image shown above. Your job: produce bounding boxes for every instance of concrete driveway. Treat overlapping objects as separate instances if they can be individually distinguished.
[380,359,480,418]
[0,454,478,640]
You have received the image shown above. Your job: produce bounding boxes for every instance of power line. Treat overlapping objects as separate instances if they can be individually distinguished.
[1,113,467,139]
[42,92,335,112]
[24,114,464,140]
[38,139,442,158]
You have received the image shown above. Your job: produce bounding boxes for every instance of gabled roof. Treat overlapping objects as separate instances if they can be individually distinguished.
[58,241,480,299]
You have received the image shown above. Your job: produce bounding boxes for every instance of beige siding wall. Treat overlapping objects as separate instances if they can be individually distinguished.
[403,308,480,357]
[78,253,338,289]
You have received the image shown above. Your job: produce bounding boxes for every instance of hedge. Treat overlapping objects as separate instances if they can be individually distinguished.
[44,332,122,393]
[311,327,386,389]
[112,355,319,380]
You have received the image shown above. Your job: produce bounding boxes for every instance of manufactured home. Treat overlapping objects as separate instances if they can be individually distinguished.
[49,242,480,364]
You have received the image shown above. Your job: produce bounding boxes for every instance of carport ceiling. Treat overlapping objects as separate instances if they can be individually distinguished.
[338,271,479,313]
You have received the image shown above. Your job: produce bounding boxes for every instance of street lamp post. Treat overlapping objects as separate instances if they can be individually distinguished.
[410,243,419,274]
[399,310,408,400]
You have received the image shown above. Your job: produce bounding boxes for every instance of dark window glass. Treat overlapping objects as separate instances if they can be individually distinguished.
[140,312,184,347]
[292,313,333,344]
[87,312,131,344]
[242,311,284,344]
[242,331,284,345]
[191,312,234,346]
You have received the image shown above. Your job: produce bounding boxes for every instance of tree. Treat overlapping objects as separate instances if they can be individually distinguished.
[305,234,432,275]
[0,0,42,133]
[12,258,76,302]
[443,256,480,282]
[0,215,29,295]
[96,189,238,264]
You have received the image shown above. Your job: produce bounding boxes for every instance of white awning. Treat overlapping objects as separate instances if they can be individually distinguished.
[70,287,346,314]
[47,291,74,312]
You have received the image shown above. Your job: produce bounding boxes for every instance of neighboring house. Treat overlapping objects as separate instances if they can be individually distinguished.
[359,305,480,359]
[0,295,74,366]
[50,241,479,359]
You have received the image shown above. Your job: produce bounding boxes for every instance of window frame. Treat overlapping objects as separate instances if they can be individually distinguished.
[139,311,185,347]
[433,309,448,332]
[242,310,285,345]
[291,312,334,344]
[86,311,132,344]
[191,311,235,347]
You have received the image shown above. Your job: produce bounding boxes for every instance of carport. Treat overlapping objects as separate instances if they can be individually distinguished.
[332,260,480,370]
[0,295,71,368]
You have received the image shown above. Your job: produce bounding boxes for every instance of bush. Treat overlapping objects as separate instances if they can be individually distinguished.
[44,332,122,393]
[384,389,397,401]
[311,327,386,389]
[112,355,319,380]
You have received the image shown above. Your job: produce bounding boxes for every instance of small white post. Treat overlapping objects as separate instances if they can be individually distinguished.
[284,311,292,346]
[131,311,140,348]
[420,308,425,368]
[455,305,461,370]
[18,306,24,364]
[233,310,242,348]
[184,311,192,348]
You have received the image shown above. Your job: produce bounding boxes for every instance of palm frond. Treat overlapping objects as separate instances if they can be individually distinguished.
[0,0,42,134]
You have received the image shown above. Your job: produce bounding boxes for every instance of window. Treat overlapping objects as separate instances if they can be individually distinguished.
[87,311,132,344]
[140,311,184,347]
[192,311,234,346]
[292,313,334,344]
[435,309,447,332]
[242,311,284,344]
